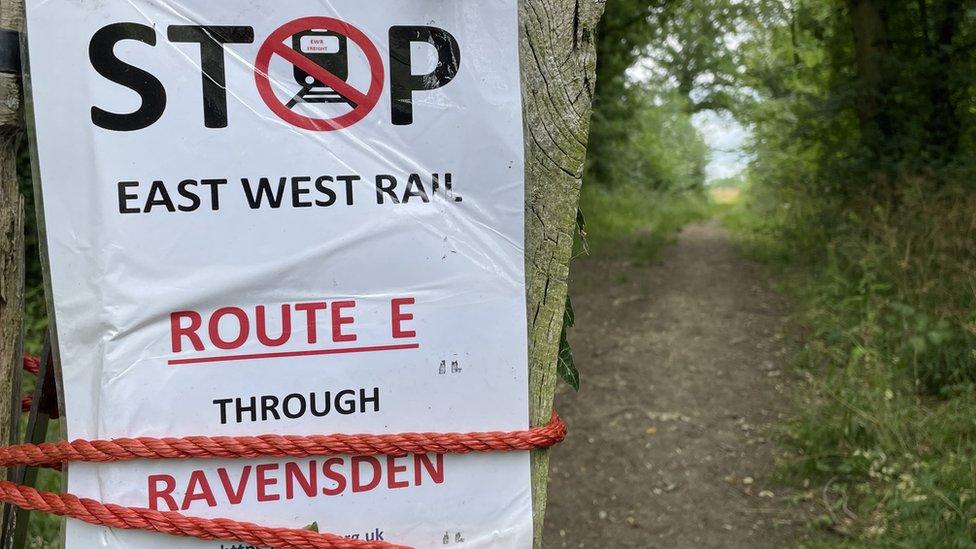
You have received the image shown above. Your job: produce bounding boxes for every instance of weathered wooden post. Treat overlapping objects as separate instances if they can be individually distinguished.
[521,0,604,544]
[0,0,23,514]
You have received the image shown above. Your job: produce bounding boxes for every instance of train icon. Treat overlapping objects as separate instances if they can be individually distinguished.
[287,29,354,108]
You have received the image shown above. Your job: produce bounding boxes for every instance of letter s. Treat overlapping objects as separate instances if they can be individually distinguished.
[89,23,166,131]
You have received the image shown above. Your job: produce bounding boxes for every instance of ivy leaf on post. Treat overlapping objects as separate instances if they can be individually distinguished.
[557,296,580,391]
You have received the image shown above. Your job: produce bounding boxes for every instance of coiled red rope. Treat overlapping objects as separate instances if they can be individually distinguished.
[0,480,404,549]
[21,355,40,411]
[9,354,566,548]
[22,355,39,376]
[0,416,567,469]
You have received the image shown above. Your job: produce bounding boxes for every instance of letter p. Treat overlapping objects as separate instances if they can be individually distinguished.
[388,26,461,126]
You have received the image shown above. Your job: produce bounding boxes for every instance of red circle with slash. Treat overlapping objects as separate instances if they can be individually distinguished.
[254,17,384,131]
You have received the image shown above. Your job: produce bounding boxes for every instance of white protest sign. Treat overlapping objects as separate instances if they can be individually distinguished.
[24,1,530,547]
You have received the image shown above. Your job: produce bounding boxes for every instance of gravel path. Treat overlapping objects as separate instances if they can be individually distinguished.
[543,222,813,548]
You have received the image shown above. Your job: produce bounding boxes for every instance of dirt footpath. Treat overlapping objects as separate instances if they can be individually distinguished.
[543,222,812,548]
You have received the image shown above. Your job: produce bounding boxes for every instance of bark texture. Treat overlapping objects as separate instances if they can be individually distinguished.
[520,0,604,545]
[848,0,889,145]
[0,0,24,523]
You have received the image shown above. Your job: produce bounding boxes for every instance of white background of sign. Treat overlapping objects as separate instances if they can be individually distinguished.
[25,0,528,546]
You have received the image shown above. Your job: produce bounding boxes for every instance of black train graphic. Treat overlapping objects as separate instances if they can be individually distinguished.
[287,29,354,108]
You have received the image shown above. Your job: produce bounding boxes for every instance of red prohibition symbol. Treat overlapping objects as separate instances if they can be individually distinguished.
[254,17,385,131]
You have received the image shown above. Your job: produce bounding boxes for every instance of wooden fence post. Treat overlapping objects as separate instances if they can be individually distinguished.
[521,0,604,546]
[0,0,24,530]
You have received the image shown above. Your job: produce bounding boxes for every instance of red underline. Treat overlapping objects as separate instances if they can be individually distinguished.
[168,342,420,366]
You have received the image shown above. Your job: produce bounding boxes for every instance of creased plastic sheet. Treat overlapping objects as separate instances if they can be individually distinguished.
[23,1,530,547]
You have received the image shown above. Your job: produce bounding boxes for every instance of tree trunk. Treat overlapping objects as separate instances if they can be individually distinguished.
[924,0,961,159]
[520,0,604,546]
[0,0,24,535]
[847,0,889,151]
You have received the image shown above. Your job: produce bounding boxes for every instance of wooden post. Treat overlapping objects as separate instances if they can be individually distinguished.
[0,0,24,532]
[521,0,604,546]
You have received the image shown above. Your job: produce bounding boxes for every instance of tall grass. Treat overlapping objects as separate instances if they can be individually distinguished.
[727,178,976,546]
[579,183,709,261]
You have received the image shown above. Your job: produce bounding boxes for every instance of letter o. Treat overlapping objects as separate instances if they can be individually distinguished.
[283,393,307,419]
[208,307,250,350]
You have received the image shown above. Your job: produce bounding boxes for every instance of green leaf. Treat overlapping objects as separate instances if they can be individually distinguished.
[909,336,927,353]
[557,296,580,391]
[564,295,575,328]
[557,327,579,391]
[304,522,319,533]
[575,208,589,255]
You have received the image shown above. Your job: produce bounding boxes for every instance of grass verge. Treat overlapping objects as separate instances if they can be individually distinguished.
[578,183,709,262]
[724,179,976,546]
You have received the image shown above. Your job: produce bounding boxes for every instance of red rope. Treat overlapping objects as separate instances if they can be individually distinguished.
[0,415,565,468]
[23,355,39,376]
[0,480,403,549]
[21,355,38,412]
[10,354,566,547]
